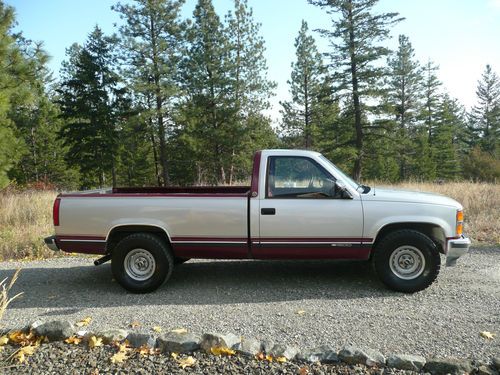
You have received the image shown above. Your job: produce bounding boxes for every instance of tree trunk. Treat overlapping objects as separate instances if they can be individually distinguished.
[348,3,363,181]
[111,158,117,188]
[304,69,311,149]
[150,15,169,186]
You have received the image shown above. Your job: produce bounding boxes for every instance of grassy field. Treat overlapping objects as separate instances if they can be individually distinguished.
[0,182,498,261]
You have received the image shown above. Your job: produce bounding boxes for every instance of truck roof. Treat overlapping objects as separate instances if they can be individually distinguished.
[260,149,322,157]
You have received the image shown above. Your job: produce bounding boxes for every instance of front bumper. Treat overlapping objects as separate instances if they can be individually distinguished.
[446,235,471,266]
[44,235,60,252]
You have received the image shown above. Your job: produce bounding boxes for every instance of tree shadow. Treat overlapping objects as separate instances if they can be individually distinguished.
[3,259,394,311]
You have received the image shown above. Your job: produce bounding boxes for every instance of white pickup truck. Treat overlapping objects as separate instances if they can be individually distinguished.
[44,149,470,293]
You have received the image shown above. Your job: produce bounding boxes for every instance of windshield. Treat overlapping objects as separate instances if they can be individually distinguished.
[318,155,360,191]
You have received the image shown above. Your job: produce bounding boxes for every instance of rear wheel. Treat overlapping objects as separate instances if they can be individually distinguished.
[111,233,173,293]
[373,229,440,293]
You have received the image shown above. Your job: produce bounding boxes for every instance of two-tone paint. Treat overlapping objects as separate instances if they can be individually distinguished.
[51,150,468,264]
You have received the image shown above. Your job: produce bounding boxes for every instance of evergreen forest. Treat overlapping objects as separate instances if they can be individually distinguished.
[0,0,499,190]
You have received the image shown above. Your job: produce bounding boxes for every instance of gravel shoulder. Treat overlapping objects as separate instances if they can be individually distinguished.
[1,247,499,360]
[0,342,418,375]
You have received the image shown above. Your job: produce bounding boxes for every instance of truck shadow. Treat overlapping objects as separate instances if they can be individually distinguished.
[3,259,394,311]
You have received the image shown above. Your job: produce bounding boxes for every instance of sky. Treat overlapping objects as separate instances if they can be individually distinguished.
[7,0,500,121]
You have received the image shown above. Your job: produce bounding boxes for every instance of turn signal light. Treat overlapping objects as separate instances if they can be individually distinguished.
[456,210,464,236]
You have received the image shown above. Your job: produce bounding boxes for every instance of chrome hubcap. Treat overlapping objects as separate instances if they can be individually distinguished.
[389,246,425,280]
[124,249,156,281]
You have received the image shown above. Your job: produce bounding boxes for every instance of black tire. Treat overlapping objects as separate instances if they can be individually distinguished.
[372,229,440,293]
[111,233,173,293]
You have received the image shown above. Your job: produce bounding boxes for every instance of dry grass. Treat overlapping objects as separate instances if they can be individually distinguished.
[375,182,499,245]
[0,269,22,325]
[0,183,497,262]
[0,191,58,261]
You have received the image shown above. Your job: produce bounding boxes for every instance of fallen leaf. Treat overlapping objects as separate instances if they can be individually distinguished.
[265,354,273,362]
[276,356,287,363]
[15,345,36,363]
[76,317,92,327]
[177,356,196,369]
[65,336,82,345]
[299,366,309,375]
[8,331,36,346]
[255,352,265,360]
[152,326,162,333]
[296,310,306,316]
[480,331,496,340]
[137,345,151,357]
[129,321,141,329]
[89,336,103,349]
[117,342,130,353]
[210,346,236,356]
[171,328,188,334]
[0,335,8,346]
[110,350,128,364]
[136,345,159,357]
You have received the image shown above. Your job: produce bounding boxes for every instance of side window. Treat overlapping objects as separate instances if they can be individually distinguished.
[266,157,336,198]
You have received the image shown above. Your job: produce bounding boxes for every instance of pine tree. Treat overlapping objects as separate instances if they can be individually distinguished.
[470,64,500,155]
[386,34,423,179]
[421,61,441,144]
[113,0,186,186]
[7,38,80,189]
[58,26,127,188]
[309,0,402,180]
[0,2,32,187]
[179,0,235,184]
[409,60,442,179]
[225,0,276,183]
[280,20,326,149]
[432,95,463,180]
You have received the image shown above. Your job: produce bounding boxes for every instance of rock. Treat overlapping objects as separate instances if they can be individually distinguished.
[156,332,201,353]
[95,328,128,344]
[234,337,262,357]
[296,345,339,363]
[493,358,500,371]
[33,320,75,341]
[268,343,299,359]
[478,364,497,375]
[386,354,426,371]
[126,332,157,348]
[424,358,474,375]
[199,333,241,353]
[30,320,43,330]
[261,339,274,353]
[338,346,385,367]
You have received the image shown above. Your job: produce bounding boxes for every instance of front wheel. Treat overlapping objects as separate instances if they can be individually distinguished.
[372,230,440,293]
[111,233,174,293]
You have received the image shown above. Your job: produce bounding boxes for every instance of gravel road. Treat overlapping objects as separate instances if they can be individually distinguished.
[1,247,499,361]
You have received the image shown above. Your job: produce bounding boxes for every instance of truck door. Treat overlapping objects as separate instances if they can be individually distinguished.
[253,155,368,260]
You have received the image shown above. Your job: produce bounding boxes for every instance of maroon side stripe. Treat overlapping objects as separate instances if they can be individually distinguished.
[255,237,373,243]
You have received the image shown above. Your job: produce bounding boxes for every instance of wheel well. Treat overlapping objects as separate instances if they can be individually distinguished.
[106,225,170,254]
[373,223,446,254]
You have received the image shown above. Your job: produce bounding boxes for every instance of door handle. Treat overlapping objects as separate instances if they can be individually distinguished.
[261,208,276,215]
